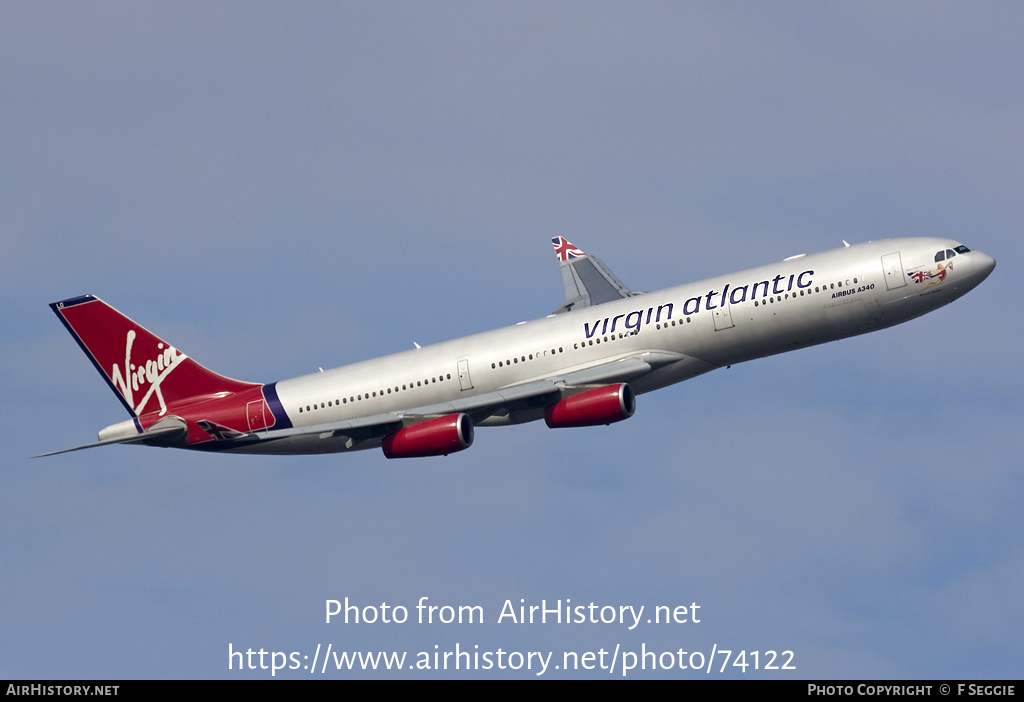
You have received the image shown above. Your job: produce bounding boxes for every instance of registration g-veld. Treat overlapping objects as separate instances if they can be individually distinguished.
[41,237,994,458]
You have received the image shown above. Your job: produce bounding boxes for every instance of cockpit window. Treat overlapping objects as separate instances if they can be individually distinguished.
[938,245,973,262]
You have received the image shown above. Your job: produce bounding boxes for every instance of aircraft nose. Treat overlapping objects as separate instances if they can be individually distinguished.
[973,251,996,281]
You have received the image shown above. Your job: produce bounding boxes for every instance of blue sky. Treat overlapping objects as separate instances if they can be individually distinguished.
[3,2,1021,678]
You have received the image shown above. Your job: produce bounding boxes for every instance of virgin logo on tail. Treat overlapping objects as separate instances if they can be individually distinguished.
[110,330,187,416]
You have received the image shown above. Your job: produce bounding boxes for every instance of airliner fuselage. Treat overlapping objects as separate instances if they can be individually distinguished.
[44,237,995,458]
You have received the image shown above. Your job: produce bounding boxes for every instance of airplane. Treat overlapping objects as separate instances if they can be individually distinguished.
[39,236,995,458]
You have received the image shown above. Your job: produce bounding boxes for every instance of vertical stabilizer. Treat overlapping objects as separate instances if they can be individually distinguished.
[51,295,258,418]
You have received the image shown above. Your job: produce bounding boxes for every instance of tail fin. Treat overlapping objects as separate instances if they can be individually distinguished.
[51,295,258,418]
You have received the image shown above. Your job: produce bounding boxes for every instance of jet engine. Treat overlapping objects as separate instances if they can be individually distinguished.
[544,383,636,428]
[381,413,475,458]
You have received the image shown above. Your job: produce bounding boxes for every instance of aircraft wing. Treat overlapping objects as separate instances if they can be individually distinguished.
[247,381,563,448]
[246,351,692,450]
[550,237,639,314]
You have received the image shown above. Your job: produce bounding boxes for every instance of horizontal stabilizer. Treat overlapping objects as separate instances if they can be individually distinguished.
[34,421,188,458]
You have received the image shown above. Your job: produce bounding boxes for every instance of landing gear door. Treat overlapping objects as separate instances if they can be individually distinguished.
[882,252,907,291]
[457,359,473,391]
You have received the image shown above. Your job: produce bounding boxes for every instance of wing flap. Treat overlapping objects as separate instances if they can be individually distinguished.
[551,355,655,386]
[254,413,404,444]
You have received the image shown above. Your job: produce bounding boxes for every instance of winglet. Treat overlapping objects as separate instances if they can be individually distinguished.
[550,238,636,314]
[551,236,587,263]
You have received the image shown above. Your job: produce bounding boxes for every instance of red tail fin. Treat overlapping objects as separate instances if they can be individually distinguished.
[51,295,258,418]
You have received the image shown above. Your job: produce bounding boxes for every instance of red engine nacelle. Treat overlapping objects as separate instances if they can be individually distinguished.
[381,413,475,459]
[544,383,636,428]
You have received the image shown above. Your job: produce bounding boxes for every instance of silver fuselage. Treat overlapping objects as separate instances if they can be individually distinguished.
[261,237,993,453]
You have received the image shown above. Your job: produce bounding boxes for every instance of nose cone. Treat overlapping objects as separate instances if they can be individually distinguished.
[974,250,991,278]
[955,250,996,297]
[974,251,996,282]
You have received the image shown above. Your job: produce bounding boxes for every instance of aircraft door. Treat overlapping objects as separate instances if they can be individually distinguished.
[712,304,735,331]
[247,400,268,432]
[457,359,474,391]
[882,252,907,291]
